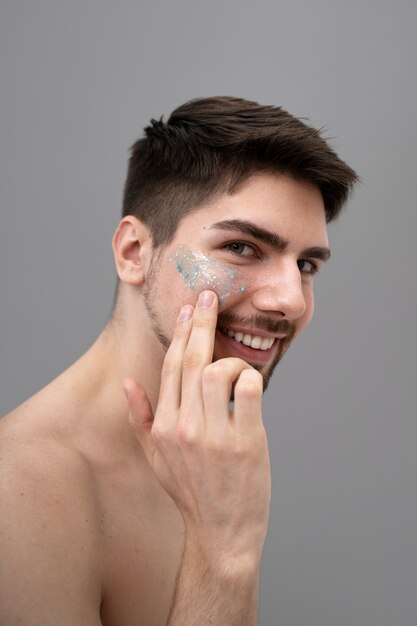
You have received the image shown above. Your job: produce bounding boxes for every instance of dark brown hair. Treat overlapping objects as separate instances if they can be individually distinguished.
[122,96,358,248]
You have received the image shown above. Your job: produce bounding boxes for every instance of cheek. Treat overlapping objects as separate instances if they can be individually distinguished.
[298,288,315,332]
[287,284,314,341]
[168,245,251,307]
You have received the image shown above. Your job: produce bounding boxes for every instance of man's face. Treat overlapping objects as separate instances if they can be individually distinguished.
[143,173,330,389]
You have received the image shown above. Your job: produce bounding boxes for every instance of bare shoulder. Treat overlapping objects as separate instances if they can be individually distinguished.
[0,411,103,625]
[0,413,100,519]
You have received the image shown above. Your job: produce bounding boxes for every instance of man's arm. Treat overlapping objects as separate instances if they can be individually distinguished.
[166,535,260,625]
[124,290,271,625]
[0,444,102,626]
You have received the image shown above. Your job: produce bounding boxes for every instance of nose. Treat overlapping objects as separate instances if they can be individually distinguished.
[250,260,307,320]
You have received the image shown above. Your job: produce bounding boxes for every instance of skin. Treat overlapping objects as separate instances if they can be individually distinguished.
[0,172,329,625]
[168,245,251,305]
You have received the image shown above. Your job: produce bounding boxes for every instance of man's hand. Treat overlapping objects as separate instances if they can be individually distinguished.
[123,289,271,572]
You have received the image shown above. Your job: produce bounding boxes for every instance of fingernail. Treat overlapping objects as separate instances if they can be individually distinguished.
[178,304,193,321]
[198,290,214,308]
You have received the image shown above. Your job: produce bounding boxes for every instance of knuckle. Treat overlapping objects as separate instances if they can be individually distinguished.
[202,362,224,383]
[243,367,263,384]
[182,351,202,370]
[192,315,214,329]
[235,370,263,397]
[217,356,247,369]
[238,383,261,400]
[152,423,170,446]
[233,442,251,460]
[203,358,249,379]
[232,357,252,370]
[176,423,197,447]
[175,319,193,338]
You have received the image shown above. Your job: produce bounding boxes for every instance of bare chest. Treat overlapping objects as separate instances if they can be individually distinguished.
[97,471,185,626]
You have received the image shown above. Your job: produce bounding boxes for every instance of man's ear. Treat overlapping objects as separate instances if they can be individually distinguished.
[112,216,154,285]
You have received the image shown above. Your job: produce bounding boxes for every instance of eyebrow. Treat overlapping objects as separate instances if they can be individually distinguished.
[209,219,331,262]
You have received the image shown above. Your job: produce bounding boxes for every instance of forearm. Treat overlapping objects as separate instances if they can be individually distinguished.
[167,538,261,626]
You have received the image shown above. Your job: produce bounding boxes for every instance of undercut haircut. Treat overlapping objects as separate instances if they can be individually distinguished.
[122,96,358,248]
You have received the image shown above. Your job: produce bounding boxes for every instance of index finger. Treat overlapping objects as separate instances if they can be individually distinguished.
[158,303,194,410]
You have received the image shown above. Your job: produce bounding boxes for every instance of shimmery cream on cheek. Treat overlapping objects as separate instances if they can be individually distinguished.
[168,245,250,306]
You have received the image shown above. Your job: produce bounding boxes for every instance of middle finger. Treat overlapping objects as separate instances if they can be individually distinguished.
[180,290,218,408]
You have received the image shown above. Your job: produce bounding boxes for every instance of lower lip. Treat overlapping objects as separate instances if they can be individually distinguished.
[215,329,278,364]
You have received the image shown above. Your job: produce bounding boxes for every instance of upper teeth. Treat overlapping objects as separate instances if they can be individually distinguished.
[222,328,275,351]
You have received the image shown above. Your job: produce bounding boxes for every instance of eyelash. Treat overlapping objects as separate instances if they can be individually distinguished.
[297,259,320,275]
[225,241,257,257]
[225,241,320,275]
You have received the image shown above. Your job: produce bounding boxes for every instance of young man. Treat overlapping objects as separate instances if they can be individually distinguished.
[0,97,357,625]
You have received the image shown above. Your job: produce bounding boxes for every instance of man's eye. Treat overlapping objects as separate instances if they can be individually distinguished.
[226,242,255,257]
[298,259,319,275]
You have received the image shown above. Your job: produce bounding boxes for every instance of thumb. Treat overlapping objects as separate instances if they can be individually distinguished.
[123,378,155,467]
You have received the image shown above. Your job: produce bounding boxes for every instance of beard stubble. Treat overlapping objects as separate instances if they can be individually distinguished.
[143,253,296,391]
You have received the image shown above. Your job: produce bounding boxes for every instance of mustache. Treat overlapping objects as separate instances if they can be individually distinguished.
[217,312,296,338]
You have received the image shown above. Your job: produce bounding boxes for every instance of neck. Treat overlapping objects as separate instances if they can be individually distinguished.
[54,293,166,459]
[82,310,165,413]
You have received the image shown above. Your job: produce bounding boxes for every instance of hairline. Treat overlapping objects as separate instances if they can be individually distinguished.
[149,169,330,252]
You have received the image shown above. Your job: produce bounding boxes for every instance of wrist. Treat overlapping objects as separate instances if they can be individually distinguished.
[183,533,262,583]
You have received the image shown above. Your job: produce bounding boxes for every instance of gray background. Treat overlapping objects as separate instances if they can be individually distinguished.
[1,1,416,625]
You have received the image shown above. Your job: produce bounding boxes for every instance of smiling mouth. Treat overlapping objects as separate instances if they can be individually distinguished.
[218,326,276,351]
